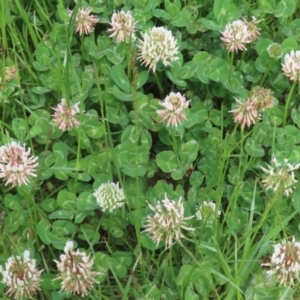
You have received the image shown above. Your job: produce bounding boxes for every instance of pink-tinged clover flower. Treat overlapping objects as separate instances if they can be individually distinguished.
[229,97,259,127]
[52,98,80,132]
[250,86,275,111]
[0,250,43,299]
[262,237,300,286]
[108,11,136,43]
[242,16,263,42]
[68,7,98,36]
[157,92,190,127]
[282,50,300,82]
[144,193,194,248]
[138,26,179,72]
[54,241,100,297]
[0,141,38,187]
[221,17,262,52]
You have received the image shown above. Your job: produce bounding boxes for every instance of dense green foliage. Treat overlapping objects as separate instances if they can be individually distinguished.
[1,0,300,299]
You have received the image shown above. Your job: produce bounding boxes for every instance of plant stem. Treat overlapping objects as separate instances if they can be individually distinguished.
[170,128,180,165]
[178,240,221,299]
[230,51,235,74]
[153,72,163,97]
[258,66,270,86]
[283,80,297,127]
[237,51,245,70]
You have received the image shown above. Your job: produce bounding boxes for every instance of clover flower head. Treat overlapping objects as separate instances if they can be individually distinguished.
[282,50,300,82]
[229,97,259,127]
[0,250,43,299]
[250,270,275,290]
[138,26,179,72]
[1,66,17,82]
[262,237,300,286]
[0,141,38,187]
[242,16,263,42]
[156,92,190,127]
[52,98,80,132]
[54,241,100,297]
[93,181,125,212]
[68,7,98,36]
[250,86,275,111]
[267,43,284,59]
[220,20,252,52]
[261,155,300,196]
[144,193,194,248]
[108,10,136,43]
[195,201,221,225]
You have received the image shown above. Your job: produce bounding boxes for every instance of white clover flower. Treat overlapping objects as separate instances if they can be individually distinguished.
[52,98,80,132]
[108,10,136,43]
[262,237,300,286]
[54,241,100,297]
[144,193,194,248]
[0,250,43,299]
[220,20,252,52]
[64,241,74,252]
[282,50,300,82]
[156,92,190,127]
[1,66,17,82]
[267,43,284,59]
[195,201,221,225]
[250,270,275,289]
[138,26,179,72]
[261,155,300,196]
[93,181,125,212]
[0,141,38,187]
[229,97,259,127]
